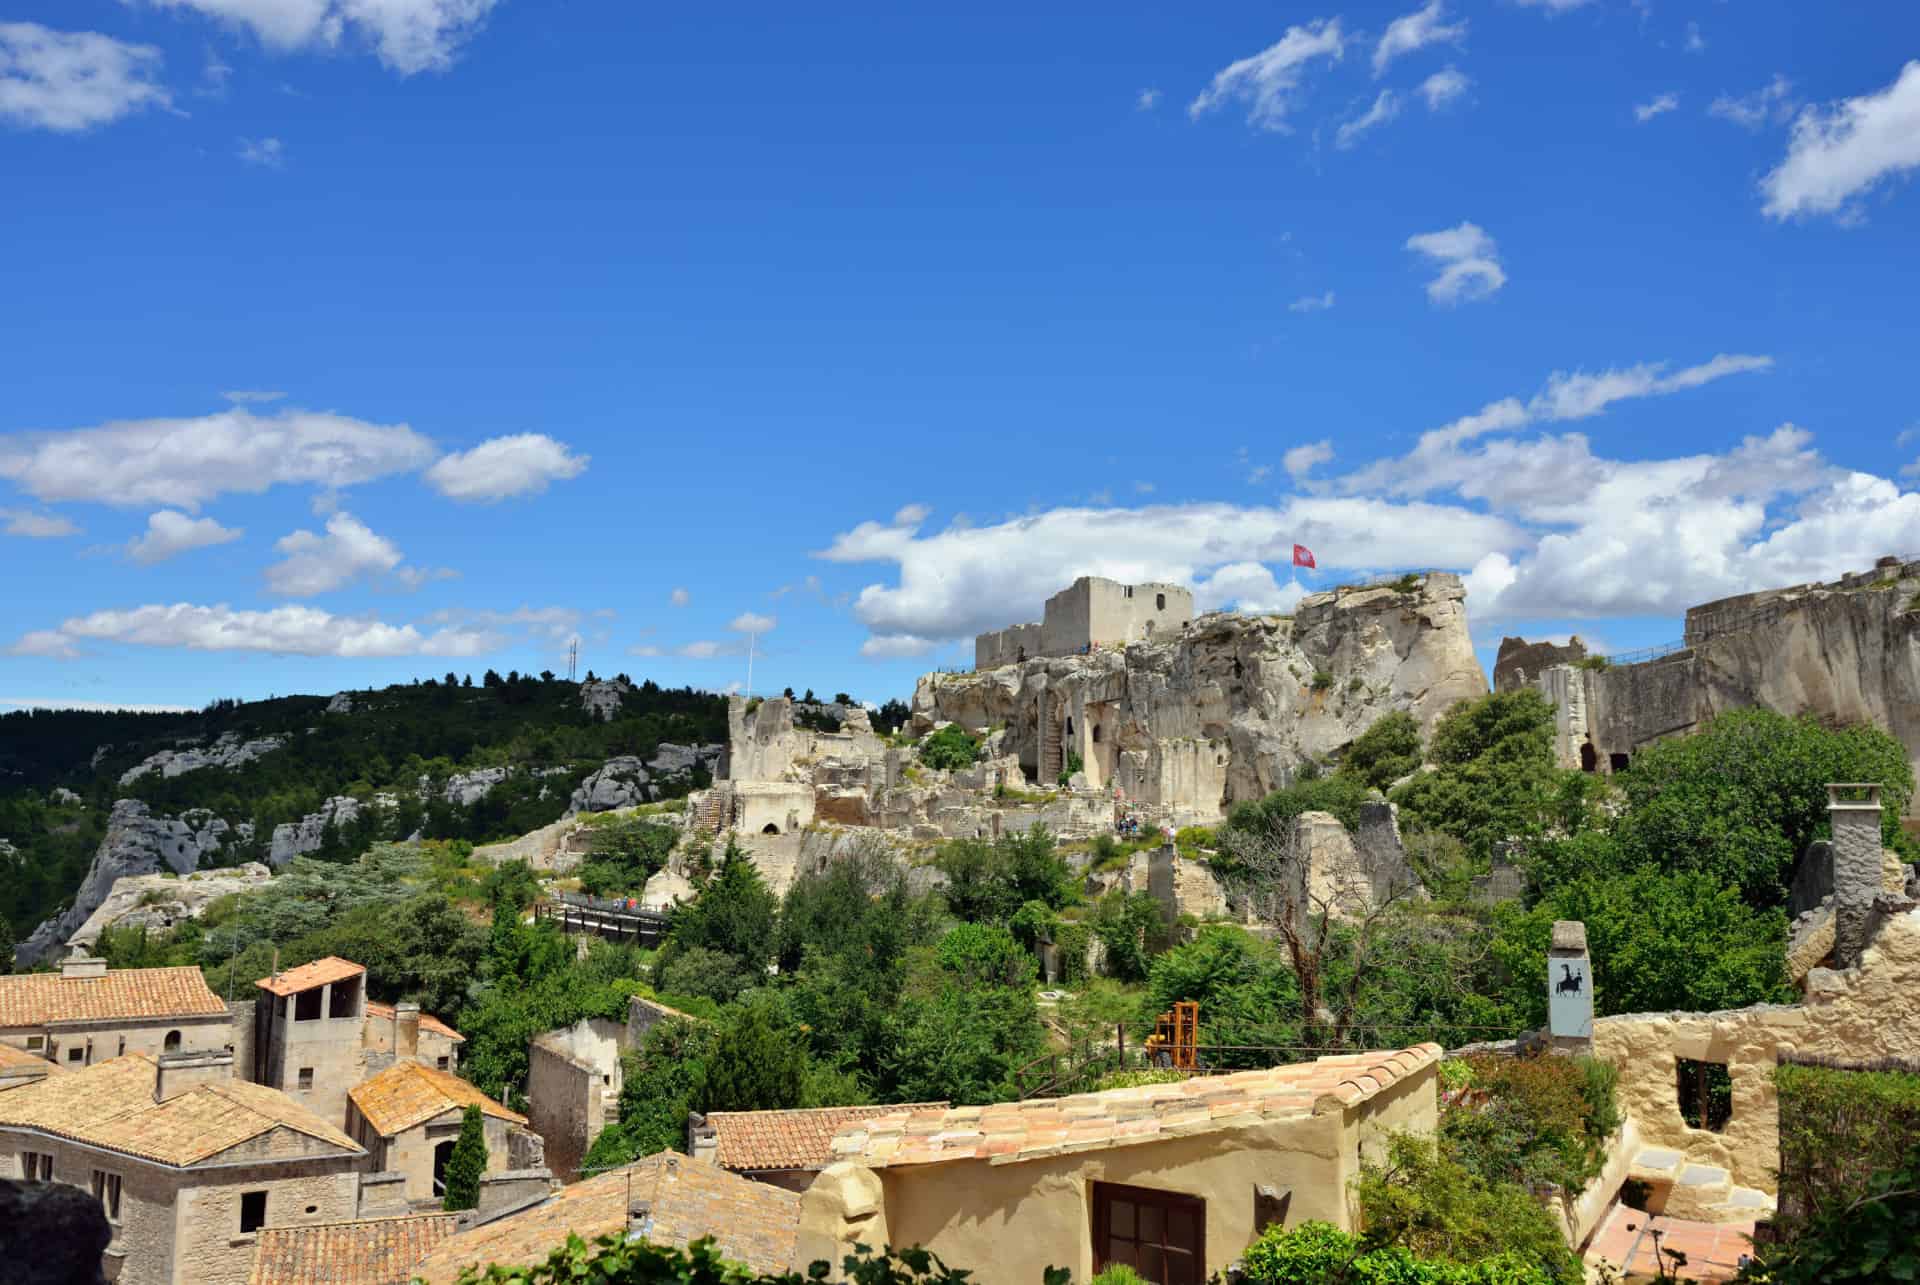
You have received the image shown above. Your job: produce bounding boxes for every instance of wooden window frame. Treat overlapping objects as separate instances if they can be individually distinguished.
[24,1152,55,1182]
[1092,1181,1205,1285]
[91,1169,122,1222]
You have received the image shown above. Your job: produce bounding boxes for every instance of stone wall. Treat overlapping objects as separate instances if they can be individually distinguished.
[171,1154,361,1285]
[526,1018,624,1182]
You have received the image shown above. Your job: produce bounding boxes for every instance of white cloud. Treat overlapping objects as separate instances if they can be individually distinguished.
[264,512,404,595]
[1372,1,1465,78]
[892,503,931,526]
[0,407,436,510]
[1419,68,1470,111]
[817,498,1523,644]
[1336,90,1401,149]
[1709,74,1795,130]
[420,605,582,645]
[1189,18,1345,133]
[1194,561,1310,615]
[1761,61,1920,223]
[678,640,729,659]
[1635,92,1679,123]
[126,510,242,564]
[13,603,495,659]
[1685,22,1705,53]
[860,634,937,659]
[1288,290,1336,313]
[220,389,286,404]
[237,136,284,167]
[423,433,588,502]
[1528,353,1774,422]
[1136,88,1160,111]
[670,587,690,607]
[628,643,662,657]
[132,0,500,76]
[0,23,171,133]
[730,612,776,634]
[1510,0,1595,11]
[1284,440,1335,479]
[1,508,79,538]
[1404,221,1505,306]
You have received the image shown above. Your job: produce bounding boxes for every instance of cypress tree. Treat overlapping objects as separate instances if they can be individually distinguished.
[442,1104,488,1211]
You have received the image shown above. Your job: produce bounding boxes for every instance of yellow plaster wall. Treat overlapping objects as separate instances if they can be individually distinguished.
[1594,908,1920,1194]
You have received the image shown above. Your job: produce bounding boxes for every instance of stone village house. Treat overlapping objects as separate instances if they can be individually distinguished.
[0,954,233,1068]
[347,1059,531,1204]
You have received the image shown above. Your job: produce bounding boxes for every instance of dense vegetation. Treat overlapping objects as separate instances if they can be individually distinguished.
[0,673,728,950]
[453,1237,1065,1285]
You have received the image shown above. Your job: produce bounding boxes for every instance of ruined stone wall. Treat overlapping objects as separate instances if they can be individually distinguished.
[976,622,1043,670]
[527,1018,624,1182]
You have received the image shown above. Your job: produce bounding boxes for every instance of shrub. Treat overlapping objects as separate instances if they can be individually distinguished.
[1089,1267,1149,1285]
[918,724,981,771]
[1240,1220,1558,1285]
[1353,1133,1579,1280]
[1739,1140,1920,1284]
[1311,670,1334,691]
[1772,1059,1920,1235]
[1059,749,1084,786]
[453,1233,1070,1284]
[1339,710,1423,793]
[1441,1052,1618,1197]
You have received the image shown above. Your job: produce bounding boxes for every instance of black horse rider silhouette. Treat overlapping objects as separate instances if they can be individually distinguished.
[1556,963,1583,995]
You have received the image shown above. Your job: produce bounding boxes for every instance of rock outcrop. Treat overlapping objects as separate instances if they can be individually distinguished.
[1510,556,1920,794]
[19,801,243,965]
[563,744,723,817]
[66,863,274,953]
[441,767,511,807]
[913,574,1486,823]
[325,691,356,714]
[118,732,287,785]
[268,796,368,864]
[1492,635,1588,694]
[579,678,630,722]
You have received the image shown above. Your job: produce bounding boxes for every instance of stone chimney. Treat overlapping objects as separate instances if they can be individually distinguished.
[687,1113,718,1164]
[1829,783,1884,969]
[154,1049,233,1102]
[394,1002,421,1060]
[61,952,108,980]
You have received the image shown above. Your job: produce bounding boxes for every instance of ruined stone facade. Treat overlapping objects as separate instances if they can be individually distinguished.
[975,576,1195,669]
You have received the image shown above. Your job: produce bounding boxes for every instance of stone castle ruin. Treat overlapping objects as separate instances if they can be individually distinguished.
[974,576,1195,669]
[1499,554,1920,803]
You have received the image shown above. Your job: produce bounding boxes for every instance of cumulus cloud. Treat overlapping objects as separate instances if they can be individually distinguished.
[860,634,938,659]
[12,603,495,660]
[1404,221,1505,306]
[423,433,588,502]
[1194,562,1309,614]
[1761,61,1920,222]
[1709,75,1795,130]
[1372,1,1465,78]
[670,587,690,607]
[420,605,582,645]
[126,510,242,564]
[237,136,285,168]
[1,508,80,538]
[1510,0,1595,11]
[1336,90,1401,149]
[730,612,776,634]
[0,22,171,132]
[264,512,404,595]
[1136,88,1160,111]
[0,407,436,510]
[131,0,500,75]
[1288,291,1336,313]
[1284,440,1335,479]
[1419,68,1469,111]
[1189,18,1345,133]
[1635,92,1680,123]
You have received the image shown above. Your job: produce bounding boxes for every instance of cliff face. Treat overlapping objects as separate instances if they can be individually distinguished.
[911,573,1487,821]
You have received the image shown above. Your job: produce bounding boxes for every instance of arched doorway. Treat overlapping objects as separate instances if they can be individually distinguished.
[762,822,780,835]
[1579,742,1597,773]
[164,1030,182,1053]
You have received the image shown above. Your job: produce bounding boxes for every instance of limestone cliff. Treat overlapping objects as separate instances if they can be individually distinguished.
[911,573,1486,822]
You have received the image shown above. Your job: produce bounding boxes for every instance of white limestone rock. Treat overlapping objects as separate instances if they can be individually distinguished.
[67,863,274,951]
[579,678,631,722]
[119,732,288,786]
[325,691,356,714]
[19,801,240,965]
[442,767,511,807]
[268,795,366,865]
[50,787,81,806]
[566,758,653,816]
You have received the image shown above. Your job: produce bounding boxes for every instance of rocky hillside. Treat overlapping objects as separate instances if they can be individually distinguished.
[915,572,1486,815]
[0,672,728,965]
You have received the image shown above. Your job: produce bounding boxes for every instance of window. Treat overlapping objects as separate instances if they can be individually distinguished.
[67,1046,85,1063]
[1156,593,1166,611]
[1093,1182,1204,1285]
[1677,1059,1733,1131]
[239,1190,268,1235]
[297,1067,314,1090]
[117,1037,126,1057]
[438,1056,451,1071]
[25,1036,43,1051]
[163,1030,181,1053]
[294,988,323,1021]
[328,976,360,1019]
[23,1153,54,1182]
[91,1170,122,1222]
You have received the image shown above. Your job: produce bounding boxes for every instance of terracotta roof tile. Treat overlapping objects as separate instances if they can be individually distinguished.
[256,956,366,997]
[831,1044,1443,1169]
[348,1061,526,1138]
[0,1044,63,1074]
[0,1054,362,1166]
[703,1102,947,1173]
[411,1152,800,1285]
[0,965,229,1026]
[249,1212,459,1285]
[365,1002,466,1043]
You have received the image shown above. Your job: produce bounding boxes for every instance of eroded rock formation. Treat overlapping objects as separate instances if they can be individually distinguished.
[118,732,287,785]
[66,863,275,953]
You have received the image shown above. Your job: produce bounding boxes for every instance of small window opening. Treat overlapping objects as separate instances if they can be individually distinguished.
[26,1036,43,1051]
[1610,752,1631,773]
[304,1205,318,1216]
[91,1171,122,1222]
[1093,725,1103,743]
[1065,717,1074,738]
[1677,1059,1733,1131]
[67,1047,85,1063]
[163,1030,182,1053]
[762,822,780,834]
[437,1056,451,1071]
[294,988,323,1022]
[1156,593,1166,611]
[328,975,360,1019]
[1580,742,1598,773]
[432,1142,457,1197]
[297,1067,314,1090]
[240,1190,269,1235]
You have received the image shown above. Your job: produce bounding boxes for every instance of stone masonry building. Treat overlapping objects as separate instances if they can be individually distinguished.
[346,1060,530,1204]
[976,576,1194,669]
[0,954,233,1070]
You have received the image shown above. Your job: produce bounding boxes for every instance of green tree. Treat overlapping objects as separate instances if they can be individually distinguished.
[702,997,807,1113]
[655,945,760,1005]
[918,724,980,771]
[584,1017,716,1171]
[1339,710,1423,793]
[1739,1141,1920,1285]
[442,1104,488,1211]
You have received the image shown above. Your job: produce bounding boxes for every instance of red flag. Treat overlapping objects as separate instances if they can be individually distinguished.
[1292,543,1316,570]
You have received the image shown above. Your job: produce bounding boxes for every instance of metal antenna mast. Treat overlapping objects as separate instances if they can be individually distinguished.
[568,638,579,683]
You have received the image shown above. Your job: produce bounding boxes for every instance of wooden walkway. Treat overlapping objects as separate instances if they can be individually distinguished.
[535,894,671,947]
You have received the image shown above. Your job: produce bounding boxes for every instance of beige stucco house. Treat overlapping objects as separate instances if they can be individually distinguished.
[0,1050,366,1285]
[346,1060,528,1203]
[0,953,233,1069]
[799,1044,1442,1284]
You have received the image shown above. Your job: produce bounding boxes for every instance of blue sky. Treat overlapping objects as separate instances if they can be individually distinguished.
[3,0,1918,712]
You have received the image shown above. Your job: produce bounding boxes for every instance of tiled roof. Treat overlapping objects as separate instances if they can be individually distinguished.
[365,1001,466,1043]
[348,1061,526,1138]
[249,1213,459,1285]
[256,956,366,997]
[830,1044,1444,1169]
[411,1152,800,1285]
[0,1054,363,1166]
[0,965,230,1026]
[706,1103,948,1172]
[0,1044,63,1074]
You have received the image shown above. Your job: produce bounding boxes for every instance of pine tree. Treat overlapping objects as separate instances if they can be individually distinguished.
[442,1104,487,1211]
